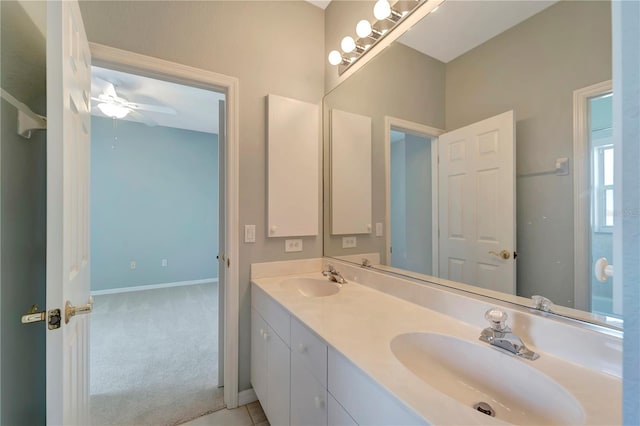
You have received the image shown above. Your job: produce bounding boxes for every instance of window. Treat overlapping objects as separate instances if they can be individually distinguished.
[593,144,614,232]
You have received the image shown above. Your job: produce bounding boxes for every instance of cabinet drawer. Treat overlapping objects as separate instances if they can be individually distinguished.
[328,347,425,425]
[291,317,327,387]
[252,284,290,346]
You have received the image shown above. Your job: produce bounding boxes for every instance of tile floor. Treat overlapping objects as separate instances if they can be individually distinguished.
[181,401,269,426]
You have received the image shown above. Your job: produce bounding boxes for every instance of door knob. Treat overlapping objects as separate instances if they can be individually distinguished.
[65,297,93,324]
[489,250,511,260]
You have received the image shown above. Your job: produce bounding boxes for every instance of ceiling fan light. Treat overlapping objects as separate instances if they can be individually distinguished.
[97,102,131,119]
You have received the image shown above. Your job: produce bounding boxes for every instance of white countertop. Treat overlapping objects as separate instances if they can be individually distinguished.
[252,271,621,425]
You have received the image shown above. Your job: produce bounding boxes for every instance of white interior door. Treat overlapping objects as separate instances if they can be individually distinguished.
[46,1,92,424]
[438,111,516,294]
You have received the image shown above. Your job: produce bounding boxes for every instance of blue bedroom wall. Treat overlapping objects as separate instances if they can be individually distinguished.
[91,116,219,291]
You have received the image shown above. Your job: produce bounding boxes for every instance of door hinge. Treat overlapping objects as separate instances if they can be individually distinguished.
[227,257,230,268]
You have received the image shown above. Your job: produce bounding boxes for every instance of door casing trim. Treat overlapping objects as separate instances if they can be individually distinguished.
[573,79,613,312]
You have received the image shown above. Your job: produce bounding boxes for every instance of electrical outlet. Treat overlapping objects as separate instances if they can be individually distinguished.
[375,223,383,237]
[162,259,168,267]
[245,224,256,243]
[285,239,303,253]
[342,236,357,248]
[130,261,137,270]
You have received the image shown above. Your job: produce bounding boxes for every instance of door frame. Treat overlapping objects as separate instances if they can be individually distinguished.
[573,80,613,312]
[384,116,443,274]
[89,43,241,408]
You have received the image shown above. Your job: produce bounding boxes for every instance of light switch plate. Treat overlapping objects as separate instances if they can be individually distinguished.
[285,239,303,252]
[375,223,383,237]
[342,236,357,248]
[245,225,256,243]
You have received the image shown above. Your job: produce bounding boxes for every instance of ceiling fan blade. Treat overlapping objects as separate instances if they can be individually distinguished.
[102,80,119,100]
[126,102,177,115]
[128,109,158,127]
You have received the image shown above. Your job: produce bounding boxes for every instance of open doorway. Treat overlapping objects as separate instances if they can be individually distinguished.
[384,117,442,275]
[88,65,225,425]
[389,129,435,275]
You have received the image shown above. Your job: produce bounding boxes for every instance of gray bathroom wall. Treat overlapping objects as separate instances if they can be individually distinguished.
[0,1,47,423]
[445,0,612,307]
[78,0,325,392]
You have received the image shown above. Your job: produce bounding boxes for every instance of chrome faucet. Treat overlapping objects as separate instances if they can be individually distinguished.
[322,264,347,284]
[479,308,539,361]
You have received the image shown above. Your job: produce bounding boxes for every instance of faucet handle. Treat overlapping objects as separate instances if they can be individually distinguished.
[531,295,553,312]
[485,308,508,331]
[323,264,336,274]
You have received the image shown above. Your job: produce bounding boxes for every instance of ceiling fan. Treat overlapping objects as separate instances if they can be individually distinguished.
[91,77,177,126]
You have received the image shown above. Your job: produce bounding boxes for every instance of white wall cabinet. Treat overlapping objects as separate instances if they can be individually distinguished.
[251,284,422,425]
[330,109,372,235]
[267,94,320,237]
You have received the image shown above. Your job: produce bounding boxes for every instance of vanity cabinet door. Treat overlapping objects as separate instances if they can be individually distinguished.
[266,328,290,426]
[251,308,268,404]
[252,307,291,425]
[291,354,327,426]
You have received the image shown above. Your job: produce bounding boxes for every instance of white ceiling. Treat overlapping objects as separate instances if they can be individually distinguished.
[91,66,224,134]
[305,0,332,10]
[398,0,557,63]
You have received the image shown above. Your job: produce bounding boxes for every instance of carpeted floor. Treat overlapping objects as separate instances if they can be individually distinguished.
[90,282,224,426]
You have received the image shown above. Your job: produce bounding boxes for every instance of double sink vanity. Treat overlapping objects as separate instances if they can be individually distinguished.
[250,258,621,425]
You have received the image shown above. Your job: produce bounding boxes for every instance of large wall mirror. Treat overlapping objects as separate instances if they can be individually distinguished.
[323,0,620,329]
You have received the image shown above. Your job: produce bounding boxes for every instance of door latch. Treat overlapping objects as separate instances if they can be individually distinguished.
[21,305,62,330]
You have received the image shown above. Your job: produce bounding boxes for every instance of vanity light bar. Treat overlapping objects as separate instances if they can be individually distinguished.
[328,0,429,75]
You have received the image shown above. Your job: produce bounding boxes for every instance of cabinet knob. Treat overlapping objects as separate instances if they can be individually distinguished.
[297,343,307,353]
[263,331,269,341]
[314,396,324,409]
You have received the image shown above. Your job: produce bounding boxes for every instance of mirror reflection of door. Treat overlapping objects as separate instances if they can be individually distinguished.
[589,92,618,318]
[438,111,516,294]
[389,129,435,275]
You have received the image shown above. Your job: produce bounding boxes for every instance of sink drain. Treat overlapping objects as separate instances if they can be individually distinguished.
[473,402,495,417]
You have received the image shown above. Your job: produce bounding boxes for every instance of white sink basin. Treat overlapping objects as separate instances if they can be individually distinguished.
[390,333,584,425]
[280,278,340,297]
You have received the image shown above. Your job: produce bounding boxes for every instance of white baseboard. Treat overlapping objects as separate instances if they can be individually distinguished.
[91,278,218,296]
[238,388,257,406]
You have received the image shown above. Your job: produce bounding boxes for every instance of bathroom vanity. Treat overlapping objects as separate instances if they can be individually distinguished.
[250,259,621,425]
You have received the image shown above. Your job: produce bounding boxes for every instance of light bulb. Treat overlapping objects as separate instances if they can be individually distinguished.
[356,20,372,38]
[328,50,343,66]
[373,0,391,20]
[97,103,130,119]
[341,36,356,53]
